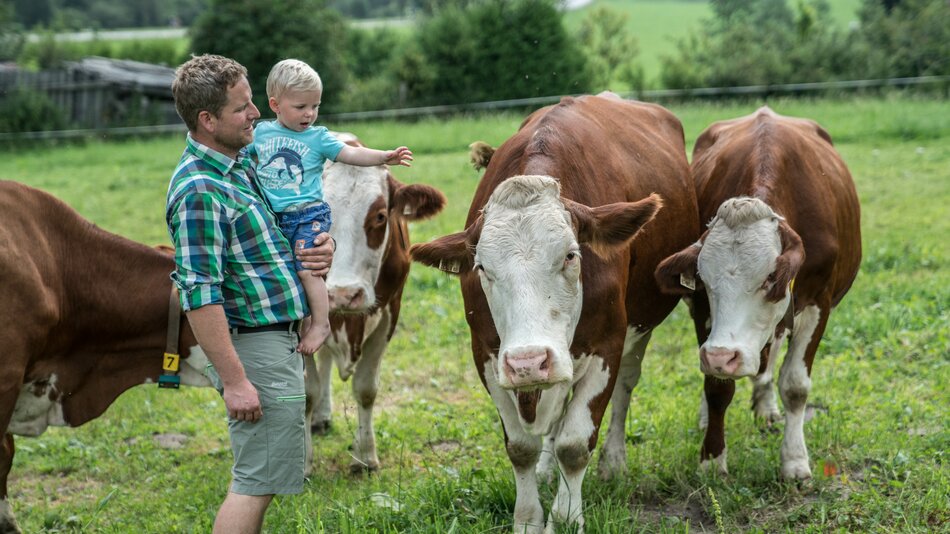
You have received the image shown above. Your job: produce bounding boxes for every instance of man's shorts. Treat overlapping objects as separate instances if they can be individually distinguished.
[277,202,332,272]
[205,329,307,495]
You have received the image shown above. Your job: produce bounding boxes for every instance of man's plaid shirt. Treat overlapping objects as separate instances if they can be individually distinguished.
[165,134,308,327]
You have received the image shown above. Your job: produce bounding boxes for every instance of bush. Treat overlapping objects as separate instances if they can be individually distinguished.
[856,0,950,78]
[190,0,350,115]
[660,0,863,89]
[0,87,69,132]
[405,0,591,106]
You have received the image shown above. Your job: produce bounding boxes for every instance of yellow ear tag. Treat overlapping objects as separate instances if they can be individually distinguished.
[789,278,795,293]
[163,353,181,372]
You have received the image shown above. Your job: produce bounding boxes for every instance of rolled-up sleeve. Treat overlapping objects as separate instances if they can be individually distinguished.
[168,191,230,311]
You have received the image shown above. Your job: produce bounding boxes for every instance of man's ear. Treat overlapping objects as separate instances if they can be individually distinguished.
[197,110,215,134]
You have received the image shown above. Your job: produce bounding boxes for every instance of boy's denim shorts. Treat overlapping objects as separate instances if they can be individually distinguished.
[277,202,332,272]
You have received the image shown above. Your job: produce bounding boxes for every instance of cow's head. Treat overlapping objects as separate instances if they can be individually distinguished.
[413,175,660,401]
[655,197,804,378]
[323,143,445,313]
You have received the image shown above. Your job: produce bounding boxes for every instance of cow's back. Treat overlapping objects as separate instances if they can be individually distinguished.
[472,94,701,329]
[691,109,861,306]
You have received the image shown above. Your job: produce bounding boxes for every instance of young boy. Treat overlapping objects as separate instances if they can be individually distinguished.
[253,59,412,355]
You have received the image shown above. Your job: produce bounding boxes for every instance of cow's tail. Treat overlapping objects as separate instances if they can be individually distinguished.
[468,141,495,171]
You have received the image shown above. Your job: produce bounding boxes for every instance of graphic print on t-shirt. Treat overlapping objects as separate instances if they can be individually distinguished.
[257,139,311,195]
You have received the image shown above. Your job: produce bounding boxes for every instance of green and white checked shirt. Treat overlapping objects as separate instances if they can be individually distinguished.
[166,134,308,327]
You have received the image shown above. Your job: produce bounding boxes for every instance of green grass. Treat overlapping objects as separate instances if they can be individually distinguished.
[4,94,949,532]
[565,0,864,88]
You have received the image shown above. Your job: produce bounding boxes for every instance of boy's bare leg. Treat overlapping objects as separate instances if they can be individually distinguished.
[297,271,331,355]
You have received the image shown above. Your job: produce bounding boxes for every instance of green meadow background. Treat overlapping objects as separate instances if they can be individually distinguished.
[4,94,948,532]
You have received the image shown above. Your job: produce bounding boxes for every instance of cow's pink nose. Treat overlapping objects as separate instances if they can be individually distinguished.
[701,346,741,375]
[503,347,553,388]
[328,286,366,310]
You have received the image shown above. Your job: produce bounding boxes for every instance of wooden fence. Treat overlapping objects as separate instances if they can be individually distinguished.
[0,58,179,134]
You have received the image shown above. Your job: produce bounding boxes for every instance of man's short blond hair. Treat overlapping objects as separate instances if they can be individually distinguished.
[172,54,248,132]
[266,59,323,100]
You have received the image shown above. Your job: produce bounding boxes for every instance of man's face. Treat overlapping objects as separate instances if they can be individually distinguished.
[270,89,322,132]
[210,76,260,156]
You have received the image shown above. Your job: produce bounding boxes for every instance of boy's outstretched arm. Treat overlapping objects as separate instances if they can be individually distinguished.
[336,145,413,167]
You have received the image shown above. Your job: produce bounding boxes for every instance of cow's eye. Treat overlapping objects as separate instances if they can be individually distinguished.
[565,250,580,263]
[375,212,387,224]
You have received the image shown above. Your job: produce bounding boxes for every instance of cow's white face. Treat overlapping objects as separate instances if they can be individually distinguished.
[697,198,792,378]
[475,176,582,392]
[323,160,390,312]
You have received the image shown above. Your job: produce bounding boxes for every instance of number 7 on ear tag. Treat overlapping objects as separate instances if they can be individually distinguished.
[163,352,180,372]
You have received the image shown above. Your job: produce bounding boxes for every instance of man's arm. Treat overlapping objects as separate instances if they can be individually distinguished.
[336,145,413,167]
[295,231,335,276]
[186,305,263,422]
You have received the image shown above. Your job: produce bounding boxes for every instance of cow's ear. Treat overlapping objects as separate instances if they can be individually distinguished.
[655,239,704,295]
[392,183,447,221]
[567,194,662,258]
[764,220,805,302]
[410,224,478,278]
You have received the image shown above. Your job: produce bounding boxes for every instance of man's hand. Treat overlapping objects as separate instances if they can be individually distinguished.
[223,377,263,422]
[384,146,413,167]
[297,232,334,276]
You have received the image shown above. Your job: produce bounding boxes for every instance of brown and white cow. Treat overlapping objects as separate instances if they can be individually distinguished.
[411,93,701,533]
[655,106,861,479]
[0,180,213,533]
[304,134,446,474]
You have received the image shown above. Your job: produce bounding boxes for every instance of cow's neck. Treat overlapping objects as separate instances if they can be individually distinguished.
[62,224,178,350]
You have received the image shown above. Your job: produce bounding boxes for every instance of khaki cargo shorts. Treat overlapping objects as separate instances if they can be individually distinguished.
[205,329,307,495]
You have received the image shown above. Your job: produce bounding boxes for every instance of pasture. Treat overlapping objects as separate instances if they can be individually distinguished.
[4,94,948,532]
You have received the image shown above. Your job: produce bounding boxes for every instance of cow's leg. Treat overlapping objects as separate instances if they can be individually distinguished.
[685,294,712,431]
[484,370,544,533]
[751,329,786,424]
[700,376,735,474]
[348,322,388,474]
[310,349,334,435]
[779,305,825,479]
[548,357,614,533]
[535,427,558,484]
[598,328,651,479]
[0,434,18,534]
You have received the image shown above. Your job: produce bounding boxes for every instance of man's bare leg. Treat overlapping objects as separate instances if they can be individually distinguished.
[213,493,273,534]
[297,271,331,355]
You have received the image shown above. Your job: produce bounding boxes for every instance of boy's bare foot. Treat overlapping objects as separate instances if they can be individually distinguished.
[297,320,331,355]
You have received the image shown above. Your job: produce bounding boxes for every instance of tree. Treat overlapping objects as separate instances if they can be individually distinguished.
[576,6,643,91]
[0,0,24,61]
[856,0,950,77]
[190,0,350,114]
[407,0,591,106]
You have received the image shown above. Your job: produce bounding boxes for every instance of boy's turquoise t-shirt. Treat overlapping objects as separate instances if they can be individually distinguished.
[251,121,346,212]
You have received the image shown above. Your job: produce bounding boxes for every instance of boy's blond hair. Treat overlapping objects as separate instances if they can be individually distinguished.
[266,59,323,100]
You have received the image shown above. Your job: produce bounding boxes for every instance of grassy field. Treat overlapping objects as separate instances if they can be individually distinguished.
[564,0,863,88]
[4,94,948,533]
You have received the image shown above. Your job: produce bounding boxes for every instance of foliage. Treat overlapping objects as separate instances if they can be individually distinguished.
[406,0,591,106]
[17,34,185,69]
[11,0,208,29]
[661,0,864,89]
[0,0,25,61]
[190,0,350,115]
[854,0,950,78]
[575,5,643,92]
[0,87,69,132]
[3,95,948,532]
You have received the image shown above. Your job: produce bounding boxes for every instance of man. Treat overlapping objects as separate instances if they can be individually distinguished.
[166,54,334,534]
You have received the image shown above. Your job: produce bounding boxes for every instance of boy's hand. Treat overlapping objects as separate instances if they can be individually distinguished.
[384,146,413,167]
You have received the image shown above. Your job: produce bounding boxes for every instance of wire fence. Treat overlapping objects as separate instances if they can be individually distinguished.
[1,75,947,142]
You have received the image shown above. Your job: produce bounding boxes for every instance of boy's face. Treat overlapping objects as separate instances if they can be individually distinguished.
[270,89,322,132]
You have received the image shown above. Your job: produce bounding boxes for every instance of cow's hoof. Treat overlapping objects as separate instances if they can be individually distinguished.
[311,420,332,436]
[699,449,728,476]
[781,460,812,480]
[349,461,380,476]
